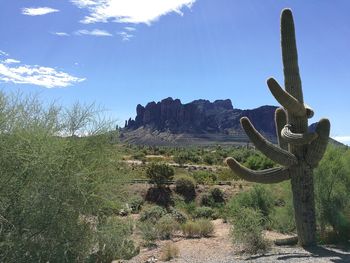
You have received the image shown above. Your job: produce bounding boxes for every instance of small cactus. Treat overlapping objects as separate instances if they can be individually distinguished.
[226,9,330,246]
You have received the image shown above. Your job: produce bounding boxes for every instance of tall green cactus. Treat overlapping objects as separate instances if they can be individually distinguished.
[226,9,330,246]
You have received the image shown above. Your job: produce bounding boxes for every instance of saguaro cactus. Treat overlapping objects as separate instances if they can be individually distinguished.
[226,9,330,246]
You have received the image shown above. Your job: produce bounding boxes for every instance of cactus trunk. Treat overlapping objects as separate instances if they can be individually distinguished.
[226,9,330,247]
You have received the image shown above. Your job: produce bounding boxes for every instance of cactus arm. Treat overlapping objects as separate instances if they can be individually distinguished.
[305,119,330,168]
[241,117,297,166]
[226,157,290,184]
[281,9,303,102]
[304,104,314,118]
[267,78,306,117]
[281,124,318,145]
[275,108,288,150]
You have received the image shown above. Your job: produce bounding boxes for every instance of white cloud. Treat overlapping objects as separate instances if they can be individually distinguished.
[3,59,21,64]
[75,29,113,37]
[22,7,59,16]
[333,136,350,146]
[71,0,195,25]
[118,31,133,41]
[124,26,136,32]
[0,50,9,57]
[53,32,70,36]
[0,54,85,88]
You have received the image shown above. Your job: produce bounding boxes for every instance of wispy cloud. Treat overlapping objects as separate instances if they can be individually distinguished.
[3,59,21,64]
[22,7,59,16]
[0,50,9,57]
[124,26,136,32]
[333,136,350,146]
[0,53,85,88]
[75,29,113,37]
[118,31,133,41]
[53,32,70,36]
[71,0,195,25]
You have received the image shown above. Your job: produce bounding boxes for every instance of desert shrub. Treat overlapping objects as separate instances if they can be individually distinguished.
[231,207,270,254]
[169,207,188,224]
[138,221,157,247]
[194,206,216,219]
[139,205,166,223]
[314,146,350,242]
[181,221,201,238]
[244,154,275,170]
[202,154,216,165]
[175,175,196,202]
[0,92,125,262]
[156,215,179,240]
[90,217,139,262]
[160,243,179,261]
[192,171,217,185]
[197,219,214,237]
[200,193,214,207]
[128,196,144,213]
[210,187,225,203]
[146,162,174,186]
[226,185,274,226]
[145,186,173,206]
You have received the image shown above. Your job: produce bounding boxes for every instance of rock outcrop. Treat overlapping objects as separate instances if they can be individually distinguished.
[124,97,277,138]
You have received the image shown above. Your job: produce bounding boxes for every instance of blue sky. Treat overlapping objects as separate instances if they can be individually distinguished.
[0,0,349,144]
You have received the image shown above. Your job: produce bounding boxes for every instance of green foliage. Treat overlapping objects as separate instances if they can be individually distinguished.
[231,208,270,254]
[181,219,214,238]
[128,195,144,213]
[226,185,274,226]
[193,206,216,219]
[169,207,188,224]
[146,162,174,186]
[175,175,196,202]
[138,221,158,247]
[0,92,124,262]
[156,215,179,240]
[181,221,202,238]
[244,154,276,170]
[210,187,225,203]
[91,217,139,262]
[191,171,217,185]
[196,219,214,237]
[314,145,350,241]
[139,205,167,224]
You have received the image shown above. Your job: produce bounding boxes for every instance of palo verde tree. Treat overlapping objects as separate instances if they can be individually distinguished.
[226,9,330,246]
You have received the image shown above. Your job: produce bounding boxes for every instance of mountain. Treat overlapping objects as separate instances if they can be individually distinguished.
[121,97,278,146]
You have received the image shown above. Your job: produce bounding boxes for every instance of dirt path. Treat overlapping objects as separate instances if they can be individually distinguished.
[123,219,350,263]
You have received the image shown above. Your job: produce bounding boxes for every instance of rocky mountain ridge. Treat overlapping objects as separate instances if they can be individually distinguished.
[122,97,278,145]
[125,97,277,136]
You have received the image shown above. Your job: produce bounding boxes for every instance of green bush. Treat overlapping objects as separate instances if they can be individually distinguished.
[0,92,124,262]
[128,196,144,213]
[139,205,167,223]
[200,193,215,207]
[156,215,179,240]
[226,185,274,226]
[314,145,350,241]
[194,206,216,219]
[146,162,174,186]
[175,175,196,202]
[244,154,275,170]
[181,221,202,238]
[192,171,217,185]
[210,187,225,203]
[169,207,188,224]
[138,221,157,247]
[181,219,214,238]
[231,208,270,254]
[90,217,139,262]
[197,219,214,237]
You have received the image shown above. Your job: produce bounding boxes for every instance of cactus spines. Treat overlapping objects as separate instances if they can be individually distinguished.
[226,9,330,246]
